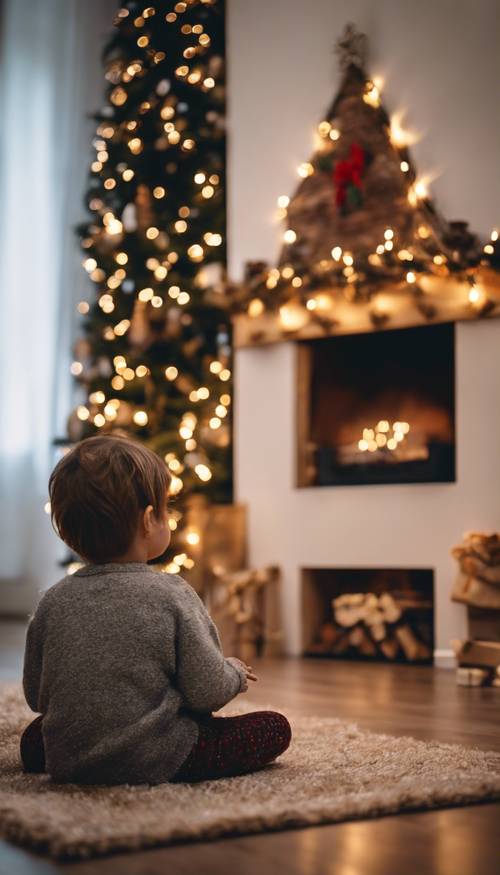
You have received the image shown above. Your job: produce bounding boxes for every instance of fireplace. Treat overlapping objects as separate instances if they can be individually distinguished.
[302,568,434,663]
[297,323,456,487]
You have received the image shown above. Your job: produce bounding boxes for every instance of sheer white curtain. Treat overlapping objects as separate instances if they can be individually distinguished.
[0,0,117,613]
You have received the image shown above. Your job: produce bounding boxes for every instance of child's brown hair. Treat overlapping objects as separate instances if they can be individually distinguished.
[48,435,171,563]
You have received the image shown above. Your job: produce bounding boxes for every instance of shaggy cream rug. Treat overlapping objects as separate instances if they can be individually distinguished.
[1,684,500,860]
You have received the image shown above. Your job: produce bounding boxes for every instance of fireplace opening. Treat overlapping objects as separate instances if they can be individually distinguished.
[302,568,434,664]
[297,323,455,487]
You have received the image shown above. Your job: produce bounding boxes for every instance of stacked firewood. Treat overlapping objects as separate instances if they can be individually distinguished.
[451,532,500,611]
[451,532,500,685]
[311,591,431,661]
[452,640,500,688]
[207,566,282,663]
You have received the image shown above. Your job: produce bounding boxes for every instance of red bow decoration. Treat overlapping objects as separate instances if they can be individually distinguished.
[333,143,366,210]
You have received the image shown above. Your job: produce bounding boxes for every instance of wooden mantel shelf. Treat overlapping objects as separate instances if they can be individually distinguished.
[232,267,500,349]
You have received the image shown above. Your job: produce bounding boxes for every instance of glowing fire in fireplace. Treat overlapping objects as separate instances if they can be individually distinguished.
[358,420,410,453]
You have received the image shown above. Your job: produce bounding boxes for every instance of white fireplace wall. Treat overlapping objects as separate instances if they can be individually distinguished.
[228,0,500,659]
[234,321,500,657]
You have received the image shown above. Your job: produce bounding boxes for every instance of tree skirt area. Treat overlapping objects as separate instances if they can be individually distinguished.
[1,684,500,860]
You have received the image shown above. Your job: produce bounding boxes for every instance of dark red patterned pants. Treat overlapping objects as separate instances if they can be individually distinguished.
[173,710,292,782]
[20,710,291,782]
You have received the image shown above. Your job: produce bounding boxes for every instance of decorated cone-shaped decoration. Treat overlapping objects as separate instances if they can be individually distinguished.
[232,23,500,345]
[276,23,479,300]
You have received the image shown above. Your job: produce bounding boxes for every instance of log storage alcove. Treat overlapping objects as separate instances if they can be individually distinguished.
[302,567,434,663]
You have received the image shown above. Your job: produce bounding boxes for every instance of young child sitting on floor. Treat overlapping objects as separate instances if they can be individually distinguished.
[21,434,291,784]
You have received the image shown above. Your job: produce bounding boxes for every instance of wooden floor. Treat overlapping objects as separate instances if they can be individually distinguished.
[0,620,499,875]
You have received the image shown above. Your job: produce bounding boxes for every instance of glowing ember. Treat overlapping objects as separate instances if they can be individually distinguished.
[358,420,410,453]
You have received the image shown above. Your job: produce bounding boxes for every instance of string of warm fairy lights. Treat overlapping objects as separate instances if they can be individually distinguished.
[58,0,231,575]
[238,67,499,333]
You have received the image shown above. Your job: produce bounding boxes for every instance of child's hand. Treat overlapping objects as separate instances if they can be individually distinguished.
[228,656,258,691]
[243,662,258,682]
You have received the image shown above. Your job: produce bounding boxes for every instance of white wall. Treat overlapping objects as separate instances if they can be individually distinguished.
[228,0,500,656]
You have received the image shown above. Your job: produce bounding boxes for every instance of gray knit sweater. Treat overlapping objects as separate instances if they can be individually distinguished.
[22,563,247,785]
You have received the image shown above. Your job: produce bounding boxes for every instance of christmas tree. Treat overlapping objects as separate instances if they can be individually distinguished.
[69,0,231,573]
